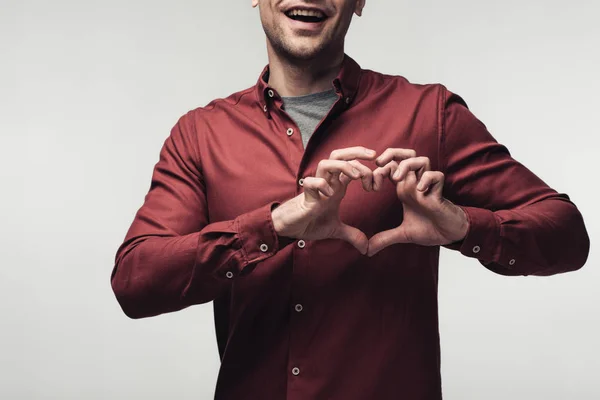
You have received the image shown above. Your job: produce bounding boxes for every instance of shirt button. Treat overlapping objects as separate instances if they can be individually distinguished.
[298,178,304,187]
[260,243,269,253]
[345,97,351,104]
[509,259,516,266]
[292,367,300,376]
[297,240,306,249]
[268,89,275,98]
[263,104,267,112]
[225,271,234,279]
[295,304,303,312]
[472,245,481,254]
[286,128,294,136]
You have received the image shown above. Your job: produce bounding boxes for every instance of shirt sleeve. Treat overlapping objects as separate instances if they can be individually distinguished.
[111,111,289,319]
[439,87,589,276]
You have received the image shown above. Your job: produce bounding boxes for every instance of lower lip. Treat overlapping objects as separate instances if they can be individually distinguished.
[286,16,327,33]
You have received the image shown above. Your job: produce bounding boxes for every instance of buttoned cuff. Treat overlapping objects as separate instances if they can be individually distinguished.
[236,201,285,267]
[445,206,529,275]
[455,206,501,263]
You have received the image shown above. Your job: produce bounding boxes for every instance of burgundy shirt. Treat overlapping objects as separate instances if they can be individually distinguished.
[111,55,589,399]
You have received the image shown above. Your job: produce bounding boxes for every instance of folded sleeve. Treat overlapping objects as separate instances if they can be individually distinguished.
[439,86,589,276]
[111,111,287,319]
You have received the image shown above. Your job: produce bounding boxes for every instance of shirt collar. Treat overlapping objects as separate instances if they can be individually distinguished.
[255,54,362,117]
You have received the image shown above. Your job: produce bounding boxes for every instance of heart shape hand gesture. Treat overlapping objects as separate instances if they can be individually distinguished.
[271,147,469,256]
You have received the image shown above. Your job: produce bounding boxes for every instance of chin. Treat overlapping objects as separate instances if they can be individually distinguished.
[276,37,333,61]
[287,46,323,61]
[264,20,337,62]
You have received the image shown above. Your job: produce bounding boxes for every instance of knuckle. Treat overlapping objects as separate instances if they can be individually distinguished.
[357,165,369,175]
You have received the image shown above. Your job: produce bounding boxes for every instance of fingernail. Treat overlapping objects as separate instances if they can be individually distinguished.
[365,149,376,156]
[352,168,360,177]
[393,170,401,179]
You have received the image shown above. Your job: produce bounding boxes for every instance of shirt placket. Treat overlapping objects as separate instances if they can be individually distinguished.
[286,234,311,399]
[263,85,350,399]
[268,93,309,398]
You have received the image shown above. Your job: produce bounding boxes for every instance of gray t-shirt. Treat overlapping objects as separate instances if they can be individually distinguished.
[281,89,338,148]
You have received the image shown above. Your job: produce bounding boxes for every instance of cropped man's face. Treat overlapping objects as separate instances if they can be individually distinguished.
[251,0,366,61]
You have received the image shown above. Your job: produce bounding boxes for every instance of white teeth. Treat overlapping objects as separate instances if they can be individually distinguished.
[287,9,325,19]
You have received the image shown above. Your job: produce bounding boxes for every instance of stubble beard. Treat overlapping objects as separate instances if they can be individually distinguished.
[264,23,335,64]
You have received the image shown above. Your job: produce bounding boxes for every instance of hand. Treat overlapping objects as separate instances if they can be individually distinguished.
[367,149,469,257]
[271,147,377,255]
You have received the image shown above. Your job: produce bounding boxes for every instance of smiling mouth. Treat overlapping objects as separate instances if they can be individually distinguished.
[285,9,328,23]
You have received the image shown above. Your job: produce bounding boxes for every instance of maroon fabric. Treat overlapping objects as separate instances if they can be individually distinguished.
[111,55,589,399]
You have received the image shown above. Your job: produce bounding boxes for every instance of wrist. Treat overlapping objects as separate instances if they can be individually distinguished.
[271,204,289,237]
[270,204,297,250]
[441,200,469,244]
[271,203,285,235]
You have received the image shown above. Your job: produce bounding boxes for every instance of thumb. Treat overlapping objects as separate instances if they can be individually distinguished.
[367,228,405,257]
[335,223,369,255]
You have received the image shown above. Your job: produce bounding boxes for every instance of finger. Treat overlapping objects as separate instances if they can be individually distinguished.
[417,171,445,195]
[372,161,398,191]
[334,223,369,255]
[329,146,378,162]
[348,160,374,191]
[338,172,351,186]
[367,228,408,257]
[375,148,417,167]
[316,159,362,183]
[392,157,431,182]
[338,171,352,186]
[302,177,335,200]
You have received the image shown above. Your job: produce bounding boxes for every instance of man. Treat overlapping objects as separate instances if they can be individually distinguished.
[111,0,590,398]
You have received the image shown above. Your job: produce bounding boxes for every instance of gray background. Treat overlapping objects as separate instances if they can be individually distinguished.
[1,0,598,399]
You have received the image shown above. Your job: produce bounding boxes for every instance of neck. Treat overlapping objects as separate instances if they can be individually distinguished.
[266,44,344,97]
